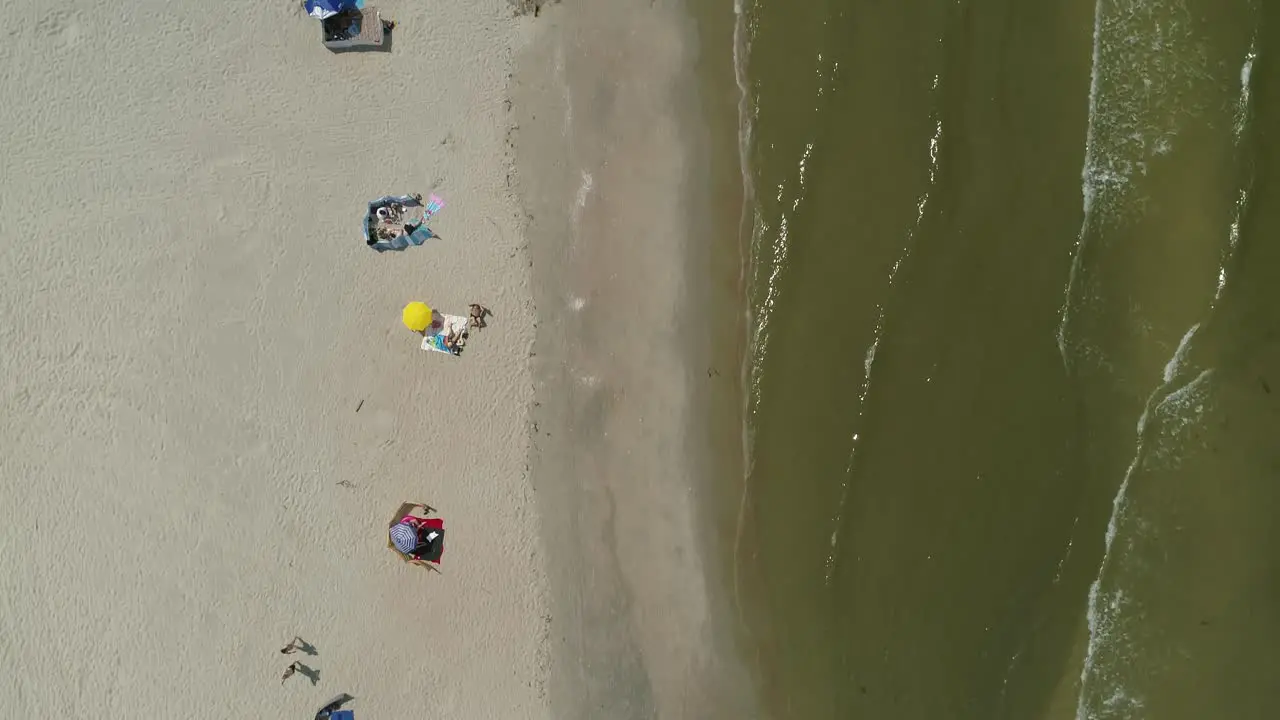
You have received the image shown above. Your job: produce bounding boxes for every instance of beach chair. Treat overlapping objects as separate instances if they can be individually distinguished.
[321,6,386,50]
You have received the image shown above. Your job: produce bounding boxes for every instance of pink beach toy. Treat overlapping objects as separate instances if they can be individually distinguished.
[423,194,445,221]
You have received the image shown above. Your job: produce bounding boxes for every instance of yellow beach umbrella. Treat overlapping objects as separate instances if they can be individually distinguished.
[402,302,432,332]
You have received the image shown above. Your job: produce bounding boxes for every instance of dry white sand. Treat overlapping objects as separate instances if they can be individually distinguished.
[0,1,550,717]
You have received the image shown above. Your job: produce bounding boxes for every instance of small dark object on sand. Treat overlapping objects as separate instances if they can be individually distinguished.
[282,661,301,684]
[511,0,554,18]
[468,303,491,330]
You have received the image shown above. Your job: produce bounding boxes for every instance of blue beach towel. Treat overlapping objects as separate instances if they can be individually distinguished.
[363,193,442,253]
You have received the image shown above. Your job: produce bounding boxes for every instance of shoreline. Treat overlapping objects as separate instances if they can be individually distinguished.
[512,0,756,716]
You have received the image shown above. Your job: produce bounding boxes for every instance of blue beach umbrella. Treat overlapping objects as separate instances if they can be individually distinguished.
[389,522,418,554]
[304,0,364,20]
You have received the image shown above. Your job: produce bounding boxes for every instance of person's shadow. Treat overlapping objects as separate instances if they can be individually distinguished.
[295,662,321,686]
[283,636,319,656]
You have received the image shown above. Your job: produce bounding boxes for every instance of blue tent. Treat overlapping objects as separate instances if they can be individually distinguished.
[305,0,364,20]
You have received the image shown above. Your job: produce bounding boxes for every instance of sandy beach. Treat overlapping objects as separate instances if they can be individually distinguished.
[1,0,546,716]
[1,0,750,717]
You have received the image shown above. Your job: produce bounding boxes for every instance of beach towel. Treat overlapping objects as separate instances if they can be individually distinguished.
[421,313,469,355]
[364,193,443,252]
[410,517,445,564]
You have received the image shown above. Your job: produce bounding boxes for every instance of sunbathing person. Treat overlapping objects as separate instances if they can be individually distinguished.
[441,328,464,354]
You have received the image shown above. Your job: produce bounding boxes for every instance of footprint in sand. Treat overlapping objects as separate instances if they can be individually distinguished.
[35,10,83,48]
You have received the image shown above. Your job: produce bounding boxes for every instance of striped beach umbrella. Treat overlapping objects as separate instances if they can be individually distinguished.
[304,0,364,20]
[389,522,418,554]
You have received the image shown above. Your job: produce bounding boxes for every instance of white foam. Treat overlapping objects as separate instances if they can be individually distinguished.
[1234,40,1256,139]
[571,170,593,227]
[1161,323,1198,384]
[794,142,813,206]
[1216,186,1249,303]
[1051,515,1079,585]
[1059,0,1210,369]
[1076,328,1213,719]
[824,73,946,584]
[731,0,758,626]
[1216,37,1257,304]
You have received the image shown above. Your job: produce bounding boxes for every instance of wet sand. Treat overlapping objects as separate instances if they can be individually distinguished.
[513,0,755,717]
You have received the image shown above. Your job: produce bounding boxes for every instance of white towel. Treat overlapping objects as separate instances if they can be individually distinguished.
[420,313,470,354]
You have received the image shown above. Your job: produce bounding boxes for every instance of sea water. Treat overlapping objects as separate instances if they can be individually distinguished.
[723,0,1277,717]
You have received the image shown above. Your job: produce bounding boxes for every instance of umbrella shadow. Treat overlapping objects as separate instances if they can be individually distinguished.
[316,693,354,718]
[328,28,393,54]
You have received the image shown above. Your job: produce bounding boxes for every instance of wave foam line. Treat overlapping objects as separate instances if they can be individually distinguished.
[731,0,758,628]
[1074,325,1200,720]
[823,76,943,584]
[1216,34,1256,304]
[1073,35,1255,700]
[1058,0,1212,369]
[734,7,840,608]
[1056,0,1106,369]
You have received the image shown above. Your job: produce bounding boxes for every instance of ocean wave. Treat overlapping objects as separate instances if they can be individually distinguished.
[1057,0,1216,368]
[733,0,860,605]
[1215,33,1256,305]
[1068,1,1260,709]
[824,84,943,584]
[731,0,757,621]
[1076,362,1215,720]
